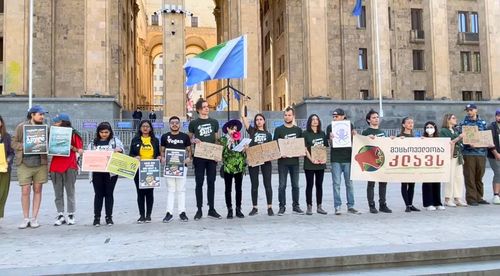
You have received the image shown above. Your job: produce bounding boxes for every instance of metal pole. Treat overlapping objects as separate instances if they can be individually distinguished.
[373,1,383,117]
[226,79,230,121]
[28,0,34,108]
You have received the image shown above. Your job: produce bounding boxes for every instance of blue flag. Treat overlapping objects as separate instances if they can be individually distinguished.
[352,0,363,16]
[233,90,241,102]
[217,97,228,111]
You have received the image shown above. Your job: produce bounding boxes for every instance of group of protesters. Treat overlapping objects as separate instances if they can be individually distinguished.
[0,99,499,228]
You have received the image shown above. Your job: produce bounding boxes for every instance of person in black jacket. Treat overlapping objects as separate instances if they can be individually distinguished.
[488,109,500,204]
[129,120,161,223]
[132,108,143,129]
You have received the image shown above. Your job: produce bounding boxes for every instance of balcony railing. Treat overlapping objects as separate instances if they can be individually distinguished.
[409,30,425,43]
[458,32,479,45]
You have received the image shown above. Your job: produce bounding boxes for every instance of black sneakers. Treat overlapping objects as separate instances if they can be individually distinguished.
[163,212,173,223]
[227,208,233,219]
[145,216,152,223]
[137,216,146,224]
[235,208,245,218]
[105,216,114,226]
[93,217,100,227]
[208,209,222,219]
[194,210,202,221]
[267,208,274,216]
[249,208,258,216]
[293,206,305,215]
[379,204,393,213]
[369,205,378,214]
[277,206,286,216]
[179,212,189,222]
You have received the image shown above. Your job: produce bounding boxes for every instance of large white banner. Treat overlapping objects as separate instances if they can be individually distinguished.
[350,135,451,183]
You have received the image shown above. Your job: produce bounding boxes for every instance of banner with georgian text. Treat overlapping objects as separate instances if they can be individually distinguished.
[350,135,451,183]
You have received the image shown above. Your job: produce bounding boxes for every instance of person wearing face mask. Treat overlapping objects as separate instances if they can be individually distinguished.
[398,117,420,212]
[459,104,489,206]
[440,114,467,207]
[422,121,446,211]
[487,109,500,204]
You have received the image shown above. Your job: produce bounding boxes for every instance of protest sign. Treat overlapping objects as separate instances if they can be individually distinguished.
[164,149,187,178]
[311,146,328,164]
[330,120,352,148]
[23,125,48,154]
[194,142,223,162]
[278,138,306,158]
[106,152,140,179]
[81,150,113,172]
[139,160,161,188]
[48,126,73,156]
[0,144,7,172]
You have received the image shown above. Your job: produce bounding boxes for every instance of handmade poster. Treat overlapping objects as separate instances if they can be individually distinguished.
[139,160,161,188]
[462,126,479,145]
[106,152,140,179]
[48,126,73,156]
[278,138,306,158]
[0,144,7,173]
[472,130,494,148]
[260,140,281,162]
[164,149,187,178]
[194,142,223,162]
[330,120,352,148]
[81,150,113,172]
[350,135,451,183]
[23,125,48,154]
[311,146,328,164]
[245,145,264,167]
[232,138,252,152]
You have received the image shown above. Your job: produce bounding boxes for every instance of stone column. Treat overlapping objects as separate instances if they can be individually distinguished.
[162,0,186,118]
[428,0,451,100]
[368,0,391,99]
[4,0,28,95]
[479,0,500,100]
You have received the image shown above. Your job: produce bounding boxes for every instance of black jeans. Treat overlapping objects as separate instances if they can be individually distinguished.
[224,172,243,209]
[305,169,324,206]
[367,181,387,206]
[249,162,273,206]
[92,172,118,218]
[422,183,442,207]
[193,157,217,210]
[134,173,154,217]
[278,163,300,208]
[401,183,415,206]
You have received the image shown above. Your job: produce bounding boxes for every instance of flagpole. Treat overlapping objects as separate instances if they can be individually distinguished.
[373,0,384,117]
[28,0,34,109]
[226,79,230,121]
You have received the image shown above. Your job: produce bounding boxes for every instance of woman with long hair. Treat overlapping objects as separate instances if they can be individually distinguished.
[303,114,328,215]
[50,113,84,226]
[440,114,467,207]
[422,121,446,211]
[242,112,274,216]
[88,122,124,226]
[399,117,420,212]
[129,120,160,223]
[0,115,15,222]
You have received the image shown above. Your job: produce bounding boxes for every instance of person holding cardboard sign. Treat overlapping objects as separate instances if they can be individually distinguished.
[0,116,15,222]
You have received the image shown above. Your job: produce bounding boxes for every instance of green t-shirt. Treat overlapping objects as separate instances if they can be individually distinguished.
[398,132,414,138]
[188,118,219,143]
[303,130,328,170]
[326,123,353,163]
[273,125,303,165]
[361,127,386,137]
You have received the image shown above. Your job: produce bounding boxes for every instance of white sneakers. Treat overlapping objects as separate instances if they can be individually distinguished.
[30,218,40,228]
[54,213,66,226]
[18,218,30,229]
[444,200,457,207]
[67,214,75,225]
[426,206,436,211]
[493,195,500,205]
[437,205,446,210]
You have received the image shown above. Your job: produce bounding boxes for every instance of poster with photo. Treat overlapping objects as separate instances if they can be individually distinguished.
[23,125,48,155]
[139,160,161,188]
[48,126,73,156]
[164,149,187,178]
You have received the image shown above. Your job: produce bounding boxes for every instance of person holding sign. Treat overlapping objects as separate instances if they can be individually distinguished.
[421,121,445,211]
[0,116,15,222]
[188,98,222,220]
[49,113,83,226]
[273,106,304,216]
[303,114,329,215]
[242,112,274,216]
[487,109,500,204]
[130,120,160,223]
[88,122,124,226]
[459,104,489,205]
[440,114,467,207]
[160,116,192,223]
[12,105,49,229]
[398,117,421,213]
[326,108,360,215]
[362,110,392,214]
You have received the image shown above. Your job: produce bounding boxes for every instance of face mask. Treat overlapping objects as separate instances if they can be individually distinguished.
[425,128,435,135]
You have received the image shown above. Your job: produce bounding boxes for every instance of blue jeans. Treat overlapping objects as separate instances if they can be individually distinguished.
[278,163,300,208]
[331,162,355,209]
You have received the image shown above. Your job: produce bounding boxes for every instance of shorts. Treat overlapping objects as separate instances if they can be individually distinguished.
[17,163,48,185]
[489,158,500,184]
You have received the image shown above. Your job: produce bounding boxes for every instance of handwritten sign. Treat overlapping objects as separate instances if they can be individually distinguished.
[311,146,328,164]
[278,138,306,158]
[331,120,352,148]
[462,126,479,145]
[106,152,140,179]
[194,142,223,162]
[81,150,113,172]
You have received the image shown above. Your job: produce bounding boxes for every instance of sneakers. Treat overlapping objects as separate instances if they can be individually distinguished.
[145,216,152,223]
[67,214,75,225]
[194,210,202,221]
[235,208,245,218]
[436,205,446,211]
[445,200,457,207]
[249,208,258,216]
[93,217,101,227]
[335,208,342,215]
[179,212,189,222]
[379,204,392,213]
[409,205,420,212]
[426,206,437,211]
[369,205,378,214]
[348,208,360,214]
[306,205,313,215]
[19,218,30,229]
[292,206,304,215]
[30,218,40,228]
[227,208,233,219]
[267,208,274,216]
[469,202,479,206]
[405,206,411,213]
[493,195,500,205]
[455,200,468,207]
[317,205,328,215]
[478,199,490,205]
[54,213,66,226]
[137,216,146,224]
[208,209,222,219]
[105,217,114,226]
[163,212,173,223]
[277,206,286,216]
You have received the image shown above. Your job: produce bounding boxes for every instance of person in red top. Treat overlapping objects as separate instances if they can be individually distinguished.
[49,113,83,226]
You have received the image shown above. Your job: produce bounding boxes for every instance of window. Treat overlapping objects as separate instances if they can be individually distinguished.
[476,91,483,101]
[277,12,284,37]
[0,37,3,62]
[470,12,479,33]
[358,48,368,70]
[474,52,481,72]
[414,90,425,100]
[460,51,471,72]
[458,11,468,32]
[357,6,366,28]
[462,91,473,101]
[360,90,369,100]
[191,16,198,28]
[279,96,284,111]
[388,7,392,29]
[458,11,479,33]
[265,69,271,86]
[0,0,4,14]
[264,32,270,53]
[278,55,285,76]
[151,13,159,26]
[411,9,423,31]
[159,75,163,81]
[390,49,394,71]
[412,50,424,70]
[263,0,270,14]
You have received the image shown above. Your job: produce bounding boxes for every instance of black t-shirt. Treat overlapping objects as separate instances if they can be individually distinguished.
[188,117,219,143]
[161,132,191,149]
[247,128,272,147]
[94,140,114,150]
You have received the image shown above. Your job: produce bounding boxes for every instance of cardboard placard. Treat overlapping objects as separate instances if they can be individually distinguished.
[311,146,328,164]
[194,142,223,162]
[472,130,494,148]
[278,138,306,158]
[245,145,265,167]
[261,140,281,162]
[462,126,479,145]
